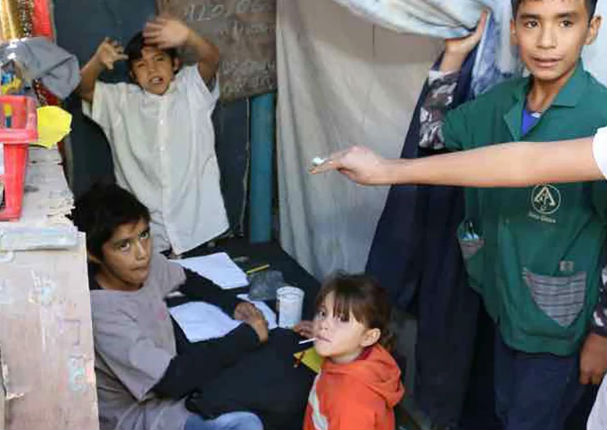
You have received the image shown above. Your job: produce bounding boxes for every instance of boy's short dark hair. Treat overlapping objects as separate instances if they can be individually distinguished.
[125,31,178,70]
[72,183,151,261]
[511,0,598,19]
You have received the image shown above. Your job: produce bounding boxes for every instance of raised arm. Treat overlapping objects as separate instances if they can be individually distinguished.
[143,17,220,85]
[420,11,487,150]
[78,38,127,103]
[312,137,602,187]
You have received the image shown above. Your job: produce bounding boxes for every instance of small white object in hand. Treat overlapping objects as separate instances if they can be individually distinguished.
[312,157,326,167]
[298,338,316,345]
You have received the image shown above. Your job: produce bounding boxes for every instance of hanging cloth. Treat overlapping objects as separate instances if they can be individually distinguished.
[366,49,480,427]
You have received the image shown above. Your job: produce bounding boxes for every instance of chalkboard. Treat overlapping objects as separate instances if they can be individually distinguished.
[159,0,276,101]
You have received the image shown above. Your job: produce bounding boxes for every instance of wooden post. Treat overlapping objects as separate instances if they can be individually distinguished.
[249,92,276,243]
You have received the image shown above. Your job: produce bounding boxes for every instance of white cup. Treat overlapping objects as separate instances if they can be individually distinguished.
[276,286,305,329]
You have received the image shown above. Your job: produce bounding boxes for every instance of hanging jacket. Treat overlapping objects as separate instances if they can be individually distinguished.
[304,345,404,430]
[365,49,480,428]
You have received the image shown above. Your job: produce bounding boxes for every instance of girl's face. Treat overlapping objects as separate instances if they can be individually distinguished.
[313,292,380,364]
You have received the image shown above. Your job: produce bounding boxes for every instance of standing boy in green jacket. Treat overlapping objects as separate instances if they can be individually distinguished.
[421,1,606,429]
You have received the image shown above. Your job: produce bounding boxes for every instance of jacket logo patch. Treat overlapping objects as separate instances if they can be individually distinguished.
[531,184,561,216]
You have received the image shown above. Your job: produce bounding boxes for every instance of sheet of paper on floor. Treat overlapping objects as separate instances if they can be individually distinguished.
[173,252,249,289]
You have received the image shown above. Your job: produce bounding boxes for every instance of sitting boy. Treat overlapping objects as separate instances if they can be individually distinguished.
[72,183,267,430]
[78,17,228,255]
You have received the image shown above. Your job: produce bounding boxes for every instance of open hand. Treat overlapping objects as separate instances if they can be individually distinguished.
[234,301,264,322]
[95,38,128,71]
[440,10,488,72]
[445,10,488,56]
[310,145,392,185]
[143,17,191,49]
[293,320,315,339]
[235,302,269,343]
[579,332,607,385]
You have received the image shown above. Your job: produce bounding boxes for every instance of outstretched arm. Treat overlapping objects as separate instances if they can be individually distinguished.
[419,10,488,150]
[312,137,602,187]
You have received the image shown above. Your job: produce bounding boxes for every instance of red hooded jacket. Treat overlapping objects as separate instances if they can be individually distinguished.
[303,344,405,430]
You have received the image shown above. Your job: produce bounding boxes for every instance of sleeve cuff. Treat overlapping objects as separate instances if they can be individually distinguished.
[81,98,93,118]
[179,66,219,105]
[81,80,107,121]
[231,323,260,349]
[428,69,460,85]
[222,296,242,317]
[208,75,220,101]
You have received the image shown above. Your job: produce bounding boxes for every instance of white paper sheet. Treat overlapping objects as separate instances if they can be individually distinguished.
[169,296,277,343]
[174,252,249,289]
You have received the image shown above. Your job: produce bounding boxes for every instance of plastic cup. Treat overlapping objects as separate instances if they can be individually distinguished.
[276,286,304,328]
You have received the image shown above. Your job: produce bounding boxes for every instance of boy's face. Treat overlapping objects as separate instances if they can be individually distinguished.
[313,292,380,364]
[94,218,152,291]
[511,0,601,83]
[130,46,179,96]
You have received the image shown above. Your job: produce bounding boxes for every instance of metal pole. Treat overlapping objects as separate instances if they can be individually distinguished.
[248,92,275,243]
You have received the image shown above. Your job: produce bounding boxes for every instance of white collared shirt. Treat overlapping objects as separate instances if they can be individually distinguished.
[83,66,228,254]
[593,127,607,180]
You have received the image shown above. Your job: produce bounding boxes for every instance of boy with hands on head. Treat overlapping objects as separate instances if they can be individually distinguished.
[79,17,228,257]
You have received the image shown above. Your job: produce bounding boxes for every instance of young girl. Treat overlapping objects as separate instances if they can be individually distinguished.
[299,274,404,430]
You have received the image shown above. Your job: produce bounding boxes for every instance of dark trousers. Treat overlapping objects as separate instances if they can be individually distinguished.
[494,330,586,430]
